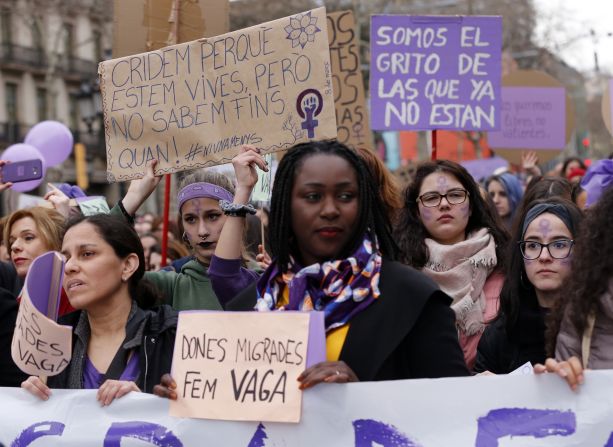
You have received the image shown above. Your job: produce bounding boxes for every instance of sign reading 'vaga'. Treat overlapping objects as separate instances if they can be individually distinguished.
[100,7,337,182]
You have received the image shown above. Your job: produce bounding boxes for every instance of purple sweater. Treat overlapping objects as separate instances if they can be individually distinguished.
[208,255,260,307]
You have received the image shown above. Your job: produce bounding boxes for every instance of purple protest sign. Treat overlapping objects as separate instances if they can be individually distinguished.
[488,87,566,149]
[370,15,502,131]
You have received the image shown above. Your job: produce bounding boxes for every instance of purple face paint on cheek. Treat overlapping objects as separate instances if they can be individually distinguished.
[460,204,470,218]
[420,207,434,222]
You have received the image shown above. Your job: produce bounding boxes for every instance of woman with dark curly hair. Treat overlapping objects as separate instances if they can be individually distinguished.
[548,186,613,369]
[395,160,509,370]
[474,198,583,374]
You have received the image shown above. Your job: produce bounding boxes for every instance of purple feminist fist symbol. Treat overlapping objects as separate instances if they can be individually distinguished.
[296,89,323,139]
[436,175,449,192]
[538,218,552,238]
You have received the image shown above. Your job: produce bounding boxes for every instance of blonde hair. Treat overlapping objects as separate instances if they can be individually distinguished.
[4,207,65,252]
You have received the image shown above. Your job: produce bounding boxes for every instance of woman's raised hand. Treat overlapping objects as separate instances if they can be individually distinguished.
[21,376,52,400]
[122,159,163,215]
[232,145,268,200]
[256,244,272,270]
[0,160,13,192]
[97,379,140,406]
[44,183,71,218]
[153,373,178,400]
[297,361,359,390]
[534,356,584,391]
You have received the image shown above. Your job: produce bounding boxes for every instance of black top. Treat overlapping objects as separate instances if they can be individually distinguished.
[48,303,177,393]
[227,259,469,381]
[474,296,547,374]
[0,288,28,387]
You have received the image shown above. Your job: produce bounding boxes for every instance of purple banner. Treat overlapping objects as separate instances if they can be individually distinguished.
[370,15,502,131]
[488,87,566,149]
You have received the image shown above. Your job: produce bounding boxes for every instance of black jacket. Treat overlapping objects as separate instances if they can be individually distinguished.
[0,289,28,387]
[474,299,547,374]
[48,303,177,393]
[227,260,469,381]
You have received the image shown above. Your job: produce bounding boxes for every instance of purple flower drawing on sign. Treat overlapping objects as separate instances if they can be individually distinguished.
[285,11,321,49]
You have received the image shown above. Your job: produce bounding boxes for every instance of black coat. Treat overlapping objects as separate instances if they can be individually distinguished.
[227,260,469,381]
[0,289,28,387]
[48,304,177,393]
[474,299,547,374]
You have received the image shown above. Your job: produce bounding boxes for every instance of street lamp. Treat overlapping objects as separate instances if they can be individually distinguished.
[77,78,102,134]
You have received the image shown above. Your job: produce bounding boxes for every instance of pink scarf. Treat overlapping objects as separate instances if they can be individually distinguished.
[422,228,497,336]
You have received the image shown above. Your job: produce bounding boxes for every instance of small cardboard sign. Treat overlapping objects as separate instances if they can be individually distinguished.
[488,87,566,149]
[76,196,111,216]
[101,7,337,182]
[327,10,371,149]
[370,15,502,131]
[251,153,274,203]
[113,0,230,58]
[11,252,72,377]
[170,311,325,423]
[602,79,613,137]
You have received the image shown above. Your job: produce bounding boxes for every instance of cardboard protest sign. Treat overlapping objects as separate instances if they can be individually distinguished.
[370,15,502,131]
[113,0,230,58]
[11,252,72,376]
[101,7,337,182]
[170,311,325,423]
[327,11,371,149]
[488,70,575,164]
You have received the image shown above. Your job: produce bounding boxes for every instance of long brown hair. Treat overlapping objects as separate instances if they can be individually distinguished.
[395,160,509,269]
[545,187,613,355]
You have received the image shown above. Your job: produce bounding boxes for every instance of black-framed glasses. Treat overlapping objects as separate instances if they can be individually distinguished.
[518,239,574,260]
[417,189,469,208]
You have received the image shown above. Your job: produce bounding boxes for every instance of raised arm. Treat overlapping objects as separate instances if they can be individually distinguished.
[121,160,163,216]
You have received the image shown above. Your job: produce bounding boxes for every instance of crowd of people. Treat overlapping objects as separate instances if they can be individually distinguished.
[1,142,612,408]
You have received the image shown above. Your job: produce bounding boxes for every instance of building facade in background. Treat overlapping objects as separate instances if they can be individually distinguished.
[0,0,117,212]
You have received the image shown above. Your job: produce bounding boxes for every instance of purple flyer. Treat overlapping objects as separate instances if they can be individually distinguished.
[370,15,502,131]
[488,87,566,149]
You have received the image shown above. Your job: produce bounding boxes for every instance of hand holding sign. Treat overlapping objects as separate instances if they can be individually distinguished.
[169,311,324,423]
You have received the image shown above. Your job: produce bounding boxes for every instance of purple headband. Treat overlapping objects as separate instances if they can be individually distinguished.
[177,182,234,211]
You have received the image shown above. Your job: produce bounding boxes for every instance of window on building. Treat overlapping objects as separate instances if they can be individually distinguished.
[5,82,19,142]
[5,82,18,122]
[64,23,74,59]
[1,7,12,46]
[69,93,79,132]
[36,87,47,121]
[93,30,102,62]
[32,21,44,54]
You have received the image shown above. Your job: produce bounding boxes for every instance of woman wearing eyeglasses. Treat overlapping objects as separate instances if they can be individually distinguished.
[474,198,583,374]
[396,160,509,370]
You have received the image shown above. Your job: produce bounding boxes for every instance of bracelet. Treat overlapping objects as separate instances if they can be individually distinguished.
[219,200,257,217]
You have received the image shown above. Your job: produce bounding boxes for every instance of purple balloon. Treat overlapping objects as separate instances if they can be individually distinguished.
[25,120,74,167]
[1,143,47,192]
